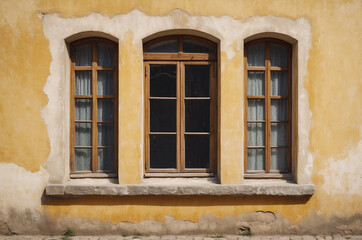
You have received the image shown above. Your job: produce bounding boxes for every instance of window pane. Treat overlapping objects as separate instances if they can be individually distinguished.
[150,134,176,168]
[271,148,288,171]
[150,100,176,132]
[150,65,177,97]
[75,71,92,95]
[247,43,265,66]
[97,71,114,95]
[97,123,114,146]
[270,43,288,67]
[247,123,265,146]
[97,99,114,122]
[98,148,114,171]
[247,149,265,170]
[185,100,210,132]
[148,40,178,53]
[183,40,213,53]
[248,99,265,121]
[271,99,288,121]
[97,43,114,67]
[185,135,210,168]
[75,99,92,120]
[75,44,91,66]
[75,123,92,146]
[271,71,288,96]
[247,71,265,95]
[185,65,210,97]
[271,123,288,146]
[75,149,92,171]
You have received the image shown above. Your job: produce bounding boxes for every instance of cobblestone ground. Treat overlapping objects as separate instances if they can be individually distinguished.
[0,235,361,240]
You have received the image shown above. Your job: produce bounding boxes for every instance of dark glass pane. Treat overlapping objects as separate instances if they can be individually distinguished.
[150,65,177,97]
[247,71,265,95]
[247,43,265,67]
[97,99,114,121]
[247,123,265,146]
[75,99,92,120]
[271,99,288,121]
[185,65,210,97]
[75,148,92,171]
[271,123,288,146]
[98,148,114,171]
[97,43,114,67]
[271,71,288,96]
[183,40,213,53]
[185,100,210,132]
[150,100,176,132]
[247,149,265,170]
[271,148,288,171]
[185,135,210,168]
[97,71,114,95]
[150,134,176,168]
[270,43,288,67]
[97,123,114,146]
[148,40,178,53]
[75,71,92,95]
[75,123,91,146]
[247,99,264,121]
[75,44,91,66]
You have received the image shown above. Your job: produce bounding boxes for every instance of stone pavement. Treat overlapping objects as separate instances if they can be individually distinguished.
[0,235,361,240]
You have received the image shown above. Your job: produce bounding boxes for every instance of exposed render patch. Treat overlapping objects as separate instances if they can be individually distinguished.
[2,208,361,235]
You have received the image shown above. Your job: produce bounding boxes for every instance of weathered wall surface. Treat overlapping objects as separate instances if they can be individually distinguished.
[0,0,361,235]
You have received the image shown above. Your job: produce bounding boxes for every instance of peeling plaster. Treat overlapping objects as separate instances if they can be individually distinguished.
[39,9,313,184]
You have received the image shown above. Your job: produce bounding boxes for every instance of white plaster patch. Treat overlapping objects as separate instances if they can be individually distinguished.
[319,140,362,195]
[39,9,313,184]
[0,163,48,210]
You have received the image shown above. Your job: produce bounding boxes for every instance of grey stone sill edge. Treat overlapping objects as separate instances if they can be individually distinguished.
[45,184,315,197]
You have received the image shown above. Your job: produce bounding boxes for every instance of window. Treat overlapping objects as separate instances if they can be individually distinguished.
[143,36,217,176]
[244,39,292,178]
[70,38,118,177]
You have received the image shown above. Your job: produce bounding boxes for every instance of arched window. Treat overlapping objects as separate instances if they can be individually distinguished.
[143,35,217,176]
[244,38,292,178]
[70,38,118,177]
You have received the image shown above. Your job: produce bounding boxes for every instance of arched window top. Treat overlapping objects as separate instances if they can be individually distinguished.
[245,38,291,68]
[144,35,217,61]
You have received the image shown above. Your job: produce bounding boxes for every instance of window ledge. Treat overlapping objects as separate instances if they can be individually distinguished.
[45,179,314,197]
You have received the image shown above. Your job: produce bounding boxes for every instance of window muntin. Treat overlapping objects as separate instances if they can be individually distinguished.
[70,38,118,177]
[245,39,292,177]
[144,36,217,176]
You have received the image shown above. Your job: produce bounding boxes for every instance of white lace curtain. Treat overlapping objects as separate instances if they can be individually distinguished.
[247,43,288,171]
[74,43,115,171]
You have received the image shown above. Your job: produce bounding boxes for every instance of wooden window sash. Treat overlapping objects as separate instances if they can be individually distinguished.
[244,39,292,177]
[70,38,118,177]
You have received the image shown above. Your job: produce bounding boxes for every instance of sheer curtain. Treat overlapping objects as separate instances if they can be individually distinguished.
[247,70,265,170]
[74,43,115,172]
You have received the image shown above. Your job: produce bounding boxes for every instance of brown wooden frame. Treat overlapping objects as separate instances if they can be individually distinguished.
[244,38,292,179]
[70,38,118,178]
[144,36,217,177]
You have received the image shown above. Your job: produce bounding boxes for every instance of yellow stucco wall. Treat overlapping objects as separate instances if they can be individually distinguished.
[0,0,361,234]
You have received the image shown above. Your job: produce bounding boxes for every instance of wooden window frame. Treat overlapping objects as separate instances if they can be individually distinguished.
[244,38,292,179]
[144,36,217,177]
[70,38,118,178]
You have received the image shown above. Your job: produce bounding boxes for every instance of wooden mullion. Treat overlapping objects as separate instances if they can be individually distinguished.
[247,95,266,99]
[92,41,98,173]
[74,95,92,98]
[265,42,271,173]
[70,46,76,173]
[144,63,150,172]
[74,66,93,71]
[179,62,184,172]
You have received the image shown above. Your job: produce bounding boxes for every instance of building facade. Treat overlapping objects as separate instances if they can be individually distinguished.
[0,0,361,235]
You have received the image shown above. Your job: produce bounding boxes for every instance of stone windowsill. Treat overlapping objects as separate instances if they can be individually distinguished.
[45,178,315,197]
